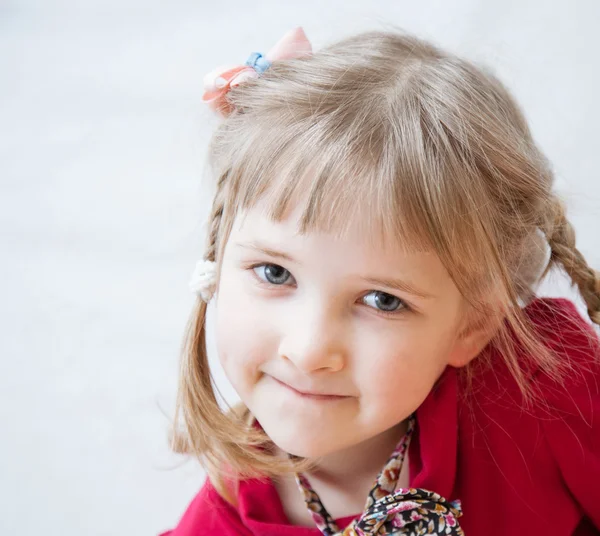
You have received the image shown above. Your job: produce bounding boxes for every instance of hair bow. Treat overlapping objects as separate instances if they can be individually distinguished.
[202,26,313,116]
[343,488,463,535]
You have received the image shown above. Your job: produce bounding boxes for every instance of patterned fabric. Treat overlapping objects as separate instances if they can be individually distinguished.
[294,415,464,536]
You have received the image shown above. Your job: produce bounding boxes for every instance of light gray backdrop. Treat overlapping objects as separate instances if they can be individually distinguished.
[1,0,599,534]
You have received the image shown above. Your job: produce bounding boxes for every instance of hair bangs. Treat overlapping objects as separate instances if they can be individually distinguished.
[223,108,434,252]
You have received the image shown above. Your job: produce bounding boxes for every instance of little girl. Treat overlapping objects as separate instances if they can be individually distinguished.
[161,27,600,535]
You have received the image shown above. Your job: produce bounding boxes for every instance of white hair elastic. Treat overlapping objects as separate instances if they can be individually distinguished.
[188,260,217,302]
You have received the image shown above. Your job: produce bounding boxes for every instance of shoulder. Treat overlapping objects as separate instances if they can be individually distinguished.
[524,297,600,401]
[458,296,600,468]
[161,477,249,536]
[524,297,599,361]
[453,298,600,527]
[523,297,600,453]
[161,474,289,536]
[469,297,599,406]
[523,298,600,527]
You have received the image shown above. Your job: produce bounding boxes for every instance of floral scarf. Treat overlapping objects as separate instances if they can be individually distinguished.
[293,415,464,535]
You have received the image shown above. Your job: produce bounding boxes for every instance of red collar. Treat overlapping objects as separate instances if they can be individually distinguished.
[410,366,459,500]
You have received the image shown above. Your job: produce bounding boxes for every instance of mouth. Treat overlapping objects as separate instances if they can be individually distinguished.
[271,376,350,402]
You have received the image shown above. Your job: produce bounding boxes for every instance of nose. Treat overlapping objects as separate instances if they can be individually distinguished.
[277,299,347,374]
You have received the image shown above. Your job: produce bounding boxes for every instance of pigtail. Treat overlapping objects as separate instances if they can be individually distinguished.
[543,197,600,325]
[170,169,315,505]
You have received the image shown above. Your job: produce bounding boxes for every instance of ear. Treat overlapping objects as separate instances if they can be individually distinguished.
[447,310,501,369]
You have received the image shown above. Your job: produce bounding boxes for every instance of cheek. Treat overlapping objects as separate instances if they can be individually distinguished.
[355,324,452,418]
[214,270,276,389]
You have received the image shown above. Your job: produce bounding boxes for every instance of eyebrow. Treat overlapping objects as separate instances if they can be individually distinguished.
[235,241,434,299]
[235,241,298,264]
[360,275,434,299]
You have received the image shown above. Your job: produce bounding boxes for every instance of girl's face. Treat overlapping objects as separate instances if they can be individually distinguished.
[215,201,474,459]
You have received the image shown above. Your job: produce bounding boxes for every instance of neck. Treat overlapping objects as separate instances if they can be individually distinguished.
[306,419,409,487]
[274,418,409,488]
[272,419,410,525]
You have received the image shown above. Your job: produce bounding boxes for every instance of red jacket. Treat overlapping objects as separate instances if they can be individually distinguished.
[161,298,600,535]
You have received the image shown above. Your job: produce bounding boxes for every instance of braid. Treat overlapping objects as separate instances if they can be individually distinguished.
[174,167,317,500]
[204,170,229,263]
[546,197,600,325]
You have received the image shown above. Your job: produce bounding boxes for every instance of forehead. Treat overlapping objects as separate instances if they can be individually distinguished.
[231,194,425,255]
[228,154,435,255]
[224,121,436,256]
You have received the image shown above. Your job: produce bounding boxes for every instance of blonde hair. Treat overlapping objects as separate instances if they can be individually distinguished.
[172,28,600,504]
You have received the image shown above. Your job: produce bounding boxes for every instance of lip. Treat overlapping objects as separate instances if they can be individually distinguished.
[271,377,349,401]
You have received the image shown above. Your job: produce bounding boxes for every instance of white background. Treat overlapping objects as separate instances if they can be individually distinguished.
[1,1,599,534]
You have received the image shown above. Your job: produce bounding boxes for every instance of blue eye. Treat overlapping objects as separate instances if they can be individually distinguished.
[362,291,405,313]
[253,263,294,285]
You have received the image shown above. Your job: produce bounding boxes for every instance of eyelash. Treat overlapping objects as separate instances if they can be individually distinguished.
[246,262,411,318]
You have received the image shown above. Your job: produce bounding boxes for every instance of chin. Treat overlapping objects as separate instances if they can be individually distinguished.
[264,422,341,459]
[275,439,333,459]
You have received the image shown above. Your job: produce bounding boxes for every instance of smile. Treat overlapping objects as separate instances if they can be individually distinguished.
[271,376,350,402]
